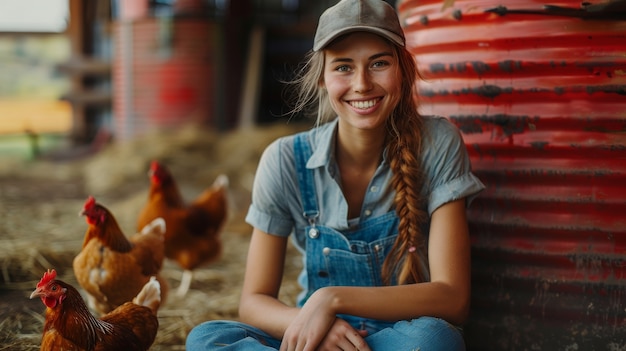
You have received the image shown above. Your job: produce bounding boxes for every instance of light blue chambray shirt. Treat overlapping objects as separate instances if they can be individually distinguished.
[245,116,485,252]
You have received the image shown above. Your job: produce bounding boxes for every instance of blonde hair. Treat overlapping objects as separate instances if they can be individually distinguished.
[285,39,428,285]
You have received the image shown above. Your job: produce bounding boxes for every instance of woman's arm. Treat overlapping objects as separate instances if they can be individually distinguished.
[310,198,472,325]
[238,228,300,339]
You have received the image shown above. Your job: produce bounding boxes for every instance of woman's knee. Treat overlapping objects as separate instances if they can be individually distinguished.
[398,317,465,350]
[186,320,281,350]
[366,317,465,351]
[186,320,247,349]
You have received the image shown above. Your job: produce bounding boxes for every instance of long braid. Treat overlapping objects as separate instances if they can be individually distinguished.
[382,47,429,285]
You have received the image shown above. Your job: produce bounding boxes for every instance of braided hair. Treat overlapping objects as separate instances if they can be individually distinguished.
[382,46,428,285]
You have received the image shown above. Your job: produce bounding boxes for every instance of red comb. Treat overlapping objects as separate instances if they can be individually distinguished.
[37,269,57,288]
[150,160,160,171]
[83,196,96,210]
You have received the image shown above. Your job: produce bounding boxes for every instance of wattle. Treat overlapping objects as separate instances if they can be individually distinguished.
[43,296,58,308]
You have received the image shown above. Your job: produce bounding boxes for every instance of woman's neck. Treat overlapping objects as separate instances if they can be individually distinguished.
[335,124,386,219]
[335,124,386,170]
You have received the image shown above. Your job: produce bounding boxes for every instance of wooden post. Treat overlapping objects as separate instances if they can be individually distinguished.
[66,0,87,142]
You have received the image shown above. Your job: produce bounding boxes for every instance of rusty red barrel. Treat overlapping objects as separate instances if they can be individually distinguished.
[397,0,626,349]
[113,17,219,140]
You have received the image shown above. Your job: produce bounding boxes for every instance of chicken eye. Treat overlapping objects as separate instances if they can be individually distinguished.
[51,285,57,291]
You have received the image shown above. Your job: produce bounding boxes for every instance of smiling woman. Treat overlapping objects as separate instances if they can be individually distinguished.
[186,0,484,350]
[0,0,68,32]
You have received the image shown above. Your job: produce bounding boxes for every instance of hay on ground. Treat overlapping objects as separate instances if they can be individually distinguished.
[0,122,308,350]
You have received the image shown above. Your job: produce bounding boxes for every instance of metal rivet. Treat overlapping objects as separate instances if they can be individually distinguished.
[308,228,319,239]
[453,9,462,20]
[322,247,331,255]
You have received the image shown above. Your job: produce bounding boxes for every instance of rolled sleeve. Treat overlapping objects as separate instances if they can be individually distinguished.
[245,204,294,237]
[422,117,485,215]
[245,137,299,238]
[428,172,485,215]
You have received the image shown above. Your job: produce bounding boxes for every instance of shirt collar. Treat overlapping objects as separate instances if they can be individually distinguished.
[306,118,338,169]
[305,118,391,169]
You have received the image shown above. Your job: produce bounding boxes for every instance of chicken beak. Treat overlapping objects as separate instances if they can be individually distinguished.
[30,287,43,299]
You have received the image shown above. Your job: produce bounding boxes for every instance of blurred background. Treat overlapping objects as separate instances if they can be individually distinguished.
[0,0,395,160]
[0,2,398,350]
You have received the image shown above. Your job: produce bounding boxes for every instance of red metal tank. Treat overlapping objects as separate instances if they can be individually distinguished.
[397,0,626,349]
[113,17,219,140]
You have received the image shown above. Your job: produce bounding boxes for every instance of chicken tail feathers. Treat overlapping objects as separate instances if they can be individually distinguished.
[133,277,161,315]
[212,174,229,189]
[140,217,166,237]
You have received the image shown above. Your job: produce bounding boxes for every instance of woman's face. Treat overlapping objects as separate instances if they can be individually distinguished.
[322,32,401,132]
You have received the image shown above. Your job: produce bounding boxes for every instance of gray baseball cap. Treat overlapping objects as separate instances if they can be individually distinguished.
[313,0,405,51]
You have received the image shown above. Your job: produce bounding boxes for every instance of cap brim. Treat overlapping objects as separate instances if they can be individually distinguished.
[313,26,405,51]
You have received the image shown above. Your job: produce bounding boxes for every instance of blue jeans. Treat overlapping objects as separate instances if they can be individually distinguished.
[186,317,465,350]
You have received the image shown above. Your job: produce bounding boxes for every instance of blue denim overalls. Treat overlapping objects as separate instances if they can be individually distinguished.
[294,132,398,334]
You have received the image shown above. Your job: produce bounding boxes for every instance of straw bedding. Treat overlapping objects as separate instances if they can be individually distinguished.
[0,122,307,350]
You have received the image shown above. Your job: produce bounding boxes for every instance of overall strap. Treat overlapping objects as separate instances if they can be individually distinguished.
[293,133,319,225]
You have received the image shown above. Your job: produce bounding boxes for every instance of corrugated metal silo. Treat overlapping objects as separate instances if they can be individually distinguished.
[397,1,626,349]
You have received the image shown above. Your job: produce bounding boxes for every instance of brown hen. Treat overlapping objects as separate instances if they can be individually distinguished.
[73,196,168,315]
[137,160,229,296]
[30,269,160,351]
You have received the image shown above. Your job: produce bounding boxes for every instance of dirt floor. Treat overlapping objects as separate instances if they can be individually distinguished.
[0,121,309,350]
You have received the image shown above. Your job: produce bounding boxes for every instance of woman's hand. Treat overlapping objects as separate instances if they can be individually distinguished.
[316,319,370,351]
[280,288,371,351]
